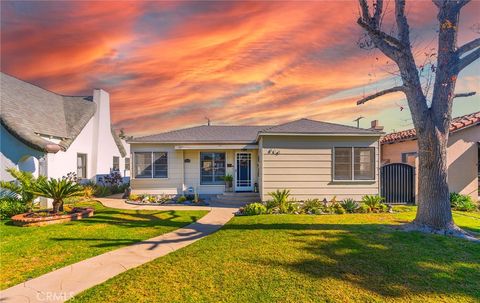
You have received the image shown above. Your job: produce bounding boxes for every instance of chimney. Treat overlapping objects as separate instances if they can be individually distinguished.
[370,120,384,131]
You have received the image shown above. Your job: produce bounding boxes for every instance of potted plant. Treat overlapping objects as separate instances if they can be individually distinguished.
[222,174,233,192]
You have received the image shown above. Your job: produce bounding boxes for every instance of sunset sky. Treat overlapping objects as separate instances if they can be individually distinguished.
[1,0,479,136]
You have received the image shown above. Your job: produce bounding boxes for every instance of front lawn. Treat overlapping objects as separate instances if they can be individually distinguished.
[0,201,207,289]
[72,209,479,303]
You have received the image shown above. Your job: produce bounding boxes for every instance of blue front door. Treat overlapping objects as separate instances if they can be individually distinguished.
[235,153,253,191]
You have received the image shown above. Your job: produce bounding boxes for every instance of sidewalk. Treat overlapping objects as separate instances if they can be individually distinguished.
[0,199,236,303]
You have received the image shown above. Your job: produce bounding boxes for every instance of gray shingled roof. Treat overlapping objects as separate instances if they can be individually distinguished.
[131,125,272,143]
[111,128,127,157]
[0,72,95,152]
[131,118,381,144]
[261,118,382,135]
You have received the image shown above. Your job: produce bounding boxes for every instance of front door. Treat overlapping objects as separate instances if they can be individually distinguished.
[235,152,253,192]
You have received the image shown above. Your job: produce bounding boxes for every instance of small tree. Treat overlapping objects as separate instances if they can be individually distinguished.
[0,168,45,211]
[31,178,84,213]
[355,0,479,237]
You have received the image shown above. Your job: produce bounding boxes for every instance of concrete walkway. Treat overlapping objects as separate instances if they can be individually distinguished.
[0,198,237,303]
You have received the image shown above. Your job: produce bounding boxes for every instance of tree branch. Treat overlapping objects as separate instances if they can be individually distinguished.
[453,91,476,98]
[356,86,406,105]
[457,37,480,55]
[457,47,480,72]
[357,19,403,50]
[395,0,410,45]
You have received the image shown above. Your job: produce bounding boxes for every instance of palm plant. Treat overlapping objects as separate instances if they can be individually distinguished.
[0,168,45,211]
[31,178,84,213]
[361,195,385,212]
[268,189,291,213]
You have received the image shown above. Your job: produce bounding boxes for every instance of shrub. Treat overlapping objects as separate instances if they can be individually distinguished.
[83,185,96,199]
[94,186,112,197]
[361,195,386,212]
[357,204,370,213]
[333,203,346,214]
[0,198,28,220]
[148,195,157,203]
[0,168,46,211]
[177,196,187,203]
[243,203,267,215]
[129,194,140,201]
[450,193,476,211]
[340,198,360,213]
[450,192,476,211]
[302,199,323,213]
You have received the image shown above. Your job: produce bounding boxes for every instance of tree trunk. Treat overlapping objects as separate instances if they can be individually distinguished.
[52,200,61,213]
[413,121,455,231]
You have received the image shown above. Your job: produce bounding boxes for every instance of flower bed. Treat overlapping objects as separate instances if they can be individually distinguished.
[125,194,208,206]
[11,207,94,227]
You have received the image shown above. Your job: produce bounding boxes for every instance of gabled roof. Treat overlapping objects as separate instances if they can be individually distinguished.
[260,118,383,135]
[381,111,480,144]
[130,118,382,144]
[0,72,95,152]
[131,125,272,143]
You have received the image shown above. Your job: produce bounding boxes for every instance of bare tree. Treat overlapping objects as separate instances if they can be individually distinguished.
[356,0,479,237]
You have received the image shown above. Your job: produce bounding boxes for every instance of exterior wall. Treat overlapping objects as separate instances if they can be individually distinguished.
[0,124,45,181]
[130,143,258,195]
[46,90,128,180]
[446,126,478,201]
[260,135,381,201]
[381,140,418,164]
[1,89,130,182]
[381,125,479,201]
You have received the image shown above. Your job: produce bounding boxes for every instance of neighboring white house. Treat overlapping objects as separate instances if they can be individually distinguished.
[129,118,383,202]
[0,72,130,182]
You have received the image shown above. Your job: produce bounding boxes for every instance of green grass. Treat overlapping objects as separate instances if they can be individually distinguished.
[72,208,479,303]
[0,201,207,289]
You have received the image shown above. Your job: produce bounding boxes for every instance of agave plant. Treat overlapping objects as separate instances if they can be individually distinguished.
[31,178,84,213]
[340,198,360,213]
[361,195,385,212]
[0,168,46,211]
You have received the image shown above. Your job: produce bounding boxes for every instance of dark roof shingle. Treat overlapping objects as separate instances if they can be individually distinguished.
[131,125,271,143]
[0,72,95,152]
[260,118,382,135]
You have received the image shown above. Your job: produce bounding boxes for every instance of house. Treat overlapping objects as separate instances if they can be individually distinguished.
[381,111,480,201]
[0,72,130,183]
[128,119,383,202]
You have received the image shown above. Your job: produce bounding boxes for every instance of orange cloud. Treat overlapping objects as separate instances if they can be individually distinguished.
[1,0,478,135]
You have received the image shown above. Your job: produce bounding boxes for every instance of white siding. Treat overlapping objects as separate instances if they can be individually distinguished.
[260,135,380,201]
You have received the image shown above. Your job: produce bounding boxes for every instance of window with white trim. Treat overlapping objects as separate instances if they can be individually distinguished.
[134,152,168,178]
[334,147,375,181]
[200,152,226,185]
[112,156,120,171]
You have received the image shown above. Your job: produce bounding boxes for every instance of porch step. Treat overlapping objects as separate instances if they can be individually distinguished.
[220,192,259,197]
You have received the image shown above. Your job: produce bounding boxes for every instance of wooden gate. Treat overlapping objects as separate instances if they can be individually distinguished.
[380,163,415,204]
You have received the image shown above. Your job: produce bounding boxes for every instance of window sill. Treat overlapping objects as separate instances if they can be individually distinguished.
[331,179,376,183]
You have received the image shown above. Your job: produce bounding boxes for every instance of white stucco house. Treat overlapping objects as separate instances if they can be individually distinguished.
[0,72,130,183]
[129,119,384,202]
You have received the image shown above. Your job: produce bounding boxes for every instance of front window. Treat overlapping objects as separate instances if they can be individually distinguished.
[200,152,226,185]
[333,148,352,180]
[334,147,375,181]
[77,153,87,179]
[134,152,168,179]
[112,156,119,171]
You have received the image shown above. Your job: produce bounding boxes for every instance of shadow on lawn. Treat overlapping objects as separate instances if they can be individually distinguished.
[73,209,202,229]
[223,222,480,300]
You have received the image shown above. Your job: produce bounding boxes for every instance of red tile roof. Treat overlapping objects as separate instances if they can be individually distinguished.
[381,111,480,144]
